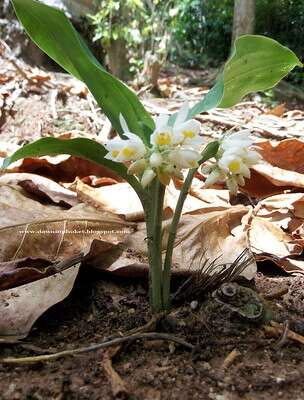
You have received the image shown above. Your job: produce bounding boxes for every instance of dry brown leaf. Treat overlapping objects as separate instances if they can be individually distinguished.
[241,139,304,198]
[0,173,79,207]
[74,180,145,221]
[0,264,80,340]
[256,138,304,173]
[0,183,135,339]
[108,205,256,279]
[249,193,304,273]
[266,103,286,117]
[3,153,122,183]
[0,184,133,263]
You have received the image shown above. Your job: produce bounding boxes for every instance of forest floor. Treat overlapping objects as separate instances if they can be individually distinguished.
[0,52,304,400]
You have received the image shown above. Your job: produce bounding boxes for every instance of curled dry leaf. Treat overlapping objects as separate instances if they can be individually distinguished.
[0,172,79,207]
[249,193,304,273]
[0,264,80,341]
[242,139,304,198]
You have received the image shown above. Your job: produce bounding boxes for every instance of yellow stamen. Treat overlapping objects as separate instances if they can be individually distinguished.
[183,130,195,139]
[156,132,172,146]
[122,147,135,158]
[111,150,119,158]
[229,160,241,173]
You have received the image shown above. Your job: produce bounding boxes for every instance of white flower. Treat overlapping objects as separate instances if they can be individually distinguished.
[104,114,147,162]
[168,148,201,169]
[150,101,203,149]
[141,169,156,188]
[204,130,261,194]
[172,101,203,148]
[150,115,175,147]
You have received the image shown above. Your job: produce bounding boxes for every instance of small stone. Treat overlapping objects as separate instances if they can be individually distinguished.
[128,308,135,314]
[190,300,199,310]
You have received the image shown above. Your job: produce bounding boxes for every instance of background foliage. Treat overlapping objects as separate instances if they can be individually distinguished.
[89,0,303,84]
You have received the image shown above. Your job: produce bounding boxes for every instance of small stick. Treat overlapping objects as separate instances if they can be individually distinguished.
[221,349,241,370]
[0,332,194,364]
[103,351,129,398]
[263,288,288,300]
[275,320,289,348]
[264,322,304,346]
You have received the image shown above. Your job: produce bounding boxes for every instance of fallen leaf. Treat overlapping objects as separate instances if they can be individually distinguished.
[3,151,122,183]
[256,139,304,173]
[0,184,133,263]
[249,193,304,273]
[0,173,79,207]
[112,205,256,280]
[0,264,80,340]
[266,103,286,117]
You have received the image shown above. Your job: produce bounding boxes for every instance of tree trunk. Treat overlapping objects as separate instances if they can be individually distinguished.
[231,0,255,46]
[105,39,131,81]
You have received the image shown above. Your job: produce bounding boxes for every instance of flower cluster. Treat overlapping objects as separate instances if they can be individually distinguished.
[203,130,261,194]
[105,102,203,187]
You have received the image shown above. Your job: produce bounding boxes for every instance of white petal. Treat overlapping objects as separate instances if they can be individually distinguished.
[174,101,189,126]
[141,169,156,188]
[205,169,222,187]
[119,114,130,134]
[239,163,251,178]
[244,150,262,165]
[168,149,200,169]
[150,152,163,168]
[155,114,169,129]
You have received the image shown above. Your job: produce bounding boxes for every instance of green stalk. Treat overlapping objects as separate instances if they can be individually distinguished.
[145,179,166,313]
[162,141,220,309]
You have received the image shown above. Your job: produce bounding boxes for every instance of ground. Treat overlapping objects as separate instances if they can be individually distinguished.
[1,55,304,399]
[0,269,304,400]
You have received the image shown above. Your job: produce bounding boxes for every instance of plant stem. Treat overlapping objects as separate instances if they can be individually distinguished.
[145,179,165,313]
[162,141,220,309]
[162,168,196,309]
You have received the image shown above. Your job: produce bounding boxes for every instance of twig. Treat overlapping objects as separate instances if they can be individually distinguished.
[221,349,241,370]
[50,89,58,119]
[263,288,288,300]
[264,321,304,345]
[0,332,194,364]
[0,40,30,81]
[103,351,129,398]
[275,320,289,348]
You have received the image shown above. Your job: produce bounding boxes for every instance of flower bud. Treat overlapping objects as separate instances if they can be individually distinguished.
[141,169,156,188]
[150,152,163,168]
[127,159,147,175]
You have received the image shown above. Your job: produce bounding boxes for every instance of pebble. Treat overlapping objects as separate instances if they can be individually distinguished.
[190,300,199,310]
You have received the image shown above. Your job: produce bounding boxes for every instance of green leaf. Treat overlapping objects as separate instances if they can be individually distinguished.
[186,35,302,118]
[218,35,302,108]
[11,0,154,144]
[1,137,142,191]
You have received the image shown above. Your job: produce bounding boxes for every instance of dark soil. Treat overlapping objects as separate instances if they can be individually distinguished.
[0,267,303,400]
